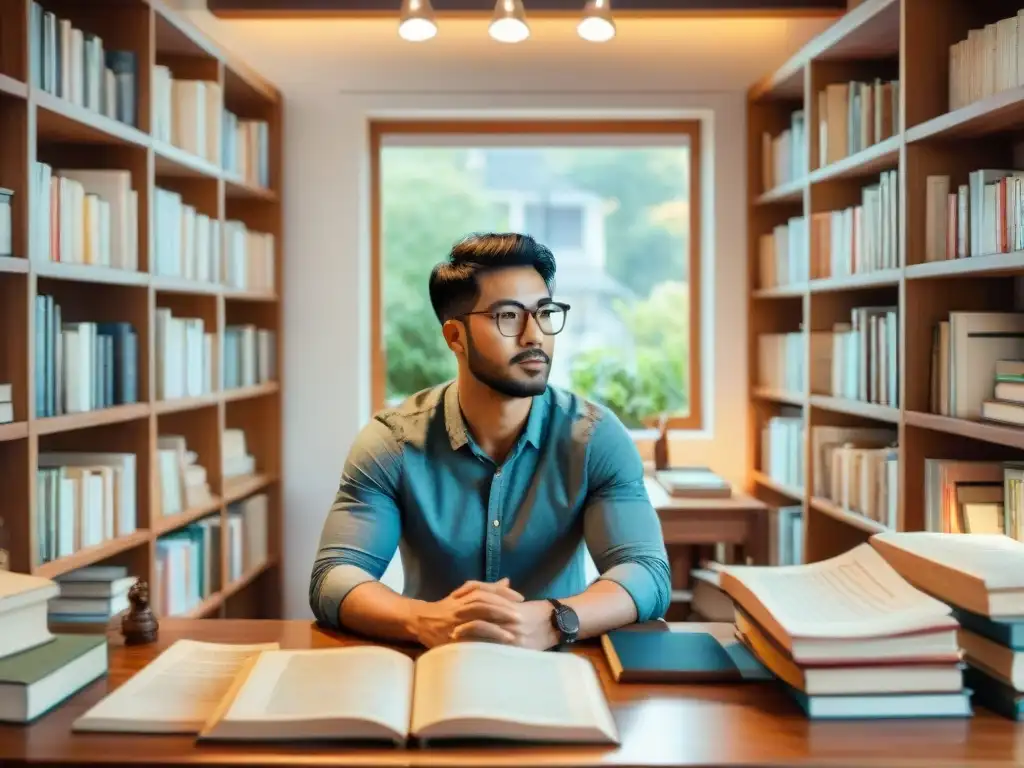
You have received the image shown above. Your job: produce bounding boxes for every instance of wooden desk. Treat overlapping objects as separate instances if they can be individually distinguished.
[1,619,1021,768]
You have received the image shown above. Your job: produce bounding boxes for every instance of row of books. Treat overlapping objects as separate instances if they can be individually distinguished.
[35,452,138,568]
[929,311,1024,421]
[0,569,108,723]
[153,188,221,283]
[759,109,807,193]
[223,325,277,390]
[719,532,1024,720]
[923,459,1022,541]
[757,216,809,289]
[154,492,269,617]
[155,309,216,402]
[756,332,805,395]
[813,305,899,407]
[770,505,804,567]
[224,113,271,189]
[811,425,898,529]
[761,411,803,491]
[48,565,136,628]
[33,295,140,419]
[817,78,899,168]
[223,220,275,294]
[153,69,222,165]
[809,169,899,278]
[30,163,140,271]
[29,2,138,127]
[948,11,1024,112]
[924,169,1024,262]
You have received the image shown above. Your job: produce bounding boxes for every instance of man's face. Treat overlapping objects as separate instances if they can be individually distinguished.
[449,266,563,398]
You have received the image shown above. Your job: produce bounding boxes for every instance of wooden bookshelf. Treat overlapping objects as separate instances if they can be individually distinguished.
[0,0,283,621]
[747,0,1024,564]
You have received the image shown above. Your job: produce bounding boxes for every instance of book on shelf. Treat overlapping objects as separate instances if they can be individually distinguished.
[718,540,970,719]
[758,216,809,290]
[761,411,803,491]
[0,382,11,424]
[978,359,1024,428]
[810,169,898,278]
[929,312,1024,420]
[222,428,256,480]
[816,78,899,167]
[156,520,221,616]
[654,467,731,499]
[223,221,275,293]
[0,187,13,258]
[0,570,108,724]
[29,2,138,127]
[948,12,1024,113]
[156,434,215,518]
[226,493,269,582]
[757,332,804,394]
[35,451,138,567]
[760,109,806,193]
[73,638,619,745]
[767,506,803,566]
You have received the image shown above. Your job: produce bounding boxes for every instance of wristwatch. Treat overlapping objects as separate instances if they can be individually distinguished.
[547,598,580,647]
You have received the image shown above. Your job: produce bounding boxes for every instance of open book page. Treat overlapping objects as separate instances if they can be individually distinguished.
[871,532,1024,590]
[718,543,956,648]
[72,639,280,733]
[409,642,619,744]
[200,646,415,742]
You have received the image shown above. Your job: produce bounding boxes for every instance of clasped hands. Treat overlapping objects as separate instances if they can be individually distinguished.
[412,577,559,651]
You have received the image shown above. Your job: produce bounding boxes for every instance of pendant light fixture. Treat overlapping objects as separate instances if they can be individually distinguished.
[577,0,615,42]
[398,0,438,41]
[489,0,530,43]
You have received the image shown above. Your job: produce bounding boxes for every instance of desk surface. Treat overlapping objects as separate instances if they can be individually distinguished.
[1,619,1021,768]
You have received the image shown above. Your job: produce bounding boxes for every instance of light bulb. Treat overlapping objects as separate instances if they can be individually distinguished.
[577,0,615,42]
[398,0,437,41]
[489,0,529,43]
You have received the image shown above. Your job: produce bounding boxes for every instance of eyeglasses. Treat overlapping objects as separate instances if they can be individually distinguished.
[461,301,571,337]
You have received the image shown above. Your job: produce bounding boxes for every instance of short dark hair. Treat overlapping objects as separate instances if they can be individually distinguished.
[428,233,556,324]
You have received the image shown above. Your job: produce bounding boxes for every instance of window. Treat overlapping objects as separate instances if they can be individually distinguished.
[371,121,702,431]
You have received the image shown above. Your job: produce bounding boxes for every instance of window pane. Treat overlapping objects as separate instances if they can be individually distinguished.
[380,141,692,428]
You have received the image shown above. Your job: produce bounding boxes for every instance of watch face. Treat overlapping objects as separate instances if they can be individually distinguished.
[558,608,580,635]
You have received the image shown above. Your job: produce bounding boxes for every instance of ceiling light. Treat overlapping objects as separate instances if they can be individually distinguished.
[577,0,615,42]
[398,0,437,41]
[489,0,530,43]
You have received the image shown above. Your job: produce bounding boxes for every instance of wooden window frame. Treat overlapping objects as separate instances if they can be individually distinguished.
[369,118,703,431]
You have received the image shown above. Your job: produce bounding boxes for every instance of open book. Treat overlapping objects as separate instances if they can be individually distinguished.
[199,641,619,745]
[717,543,959,663]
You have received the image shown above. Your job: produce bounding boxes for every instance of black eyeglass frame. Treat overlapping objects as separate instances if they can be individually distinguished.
[458,300,572,338]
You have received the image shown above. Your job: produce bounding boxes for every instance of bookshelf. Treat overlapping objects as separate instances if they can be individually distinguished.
[747,0,1024,564]
[0,0,283,622]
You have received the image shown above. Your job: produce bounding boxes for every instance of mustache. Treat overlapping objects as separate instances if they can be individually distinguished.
[511,350,550,365]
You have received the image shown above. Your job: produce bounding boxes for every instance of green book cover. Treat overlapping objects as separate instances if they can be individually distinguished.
[0,633,107,686]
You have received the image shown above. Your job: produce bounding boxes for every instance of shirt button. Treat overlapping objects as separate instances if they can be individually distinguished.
[492,519,500,528]
[495,468,502,476]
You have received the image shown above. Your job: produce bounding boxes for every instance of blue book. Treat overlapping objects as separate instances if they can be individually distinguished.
[964,664,1023,721]
[786,684,973,720]
[954,608,1024,651]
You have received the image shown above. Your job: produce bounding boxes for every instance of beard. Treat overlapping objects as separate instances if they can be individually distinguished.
[465,332,550,399]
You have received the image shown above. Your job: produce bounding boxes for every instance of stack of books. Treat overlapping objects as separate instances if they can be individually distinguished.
[869,531,1024,721]
[48,566,137,631]
[0,570,108,723]
[718,539,970,719]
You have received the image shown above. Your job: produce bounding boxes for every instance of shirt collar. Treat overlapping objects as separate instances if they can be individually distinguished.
[443,381,547,453]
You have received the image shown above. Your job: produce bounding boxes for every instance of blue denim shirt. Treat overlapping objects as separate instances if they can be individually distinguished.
[309,381,671,629]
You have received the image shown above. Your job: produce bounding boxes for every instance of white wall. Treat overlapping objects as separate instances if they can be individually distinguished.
[173,7,832,618]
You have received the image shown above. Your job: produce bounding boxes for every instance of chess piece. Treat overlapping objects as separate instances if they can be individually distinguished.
[121,578,159,645]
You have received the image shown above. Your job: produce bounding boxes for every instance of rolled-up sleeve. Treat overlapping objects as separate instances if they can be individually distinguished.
[309,417,403,629]
[582,408,671,622]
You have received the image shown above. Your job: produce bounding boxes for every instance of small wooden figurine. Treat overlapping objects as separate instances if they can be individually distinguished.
[121,578,159,645]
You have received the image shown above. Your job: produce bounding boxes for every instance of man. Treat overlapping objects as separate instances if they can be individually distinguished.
[309,232,671,651]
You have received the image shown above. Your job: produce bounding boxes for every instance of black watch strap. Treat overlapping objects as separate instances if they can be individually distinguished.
[547,597,580,646]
